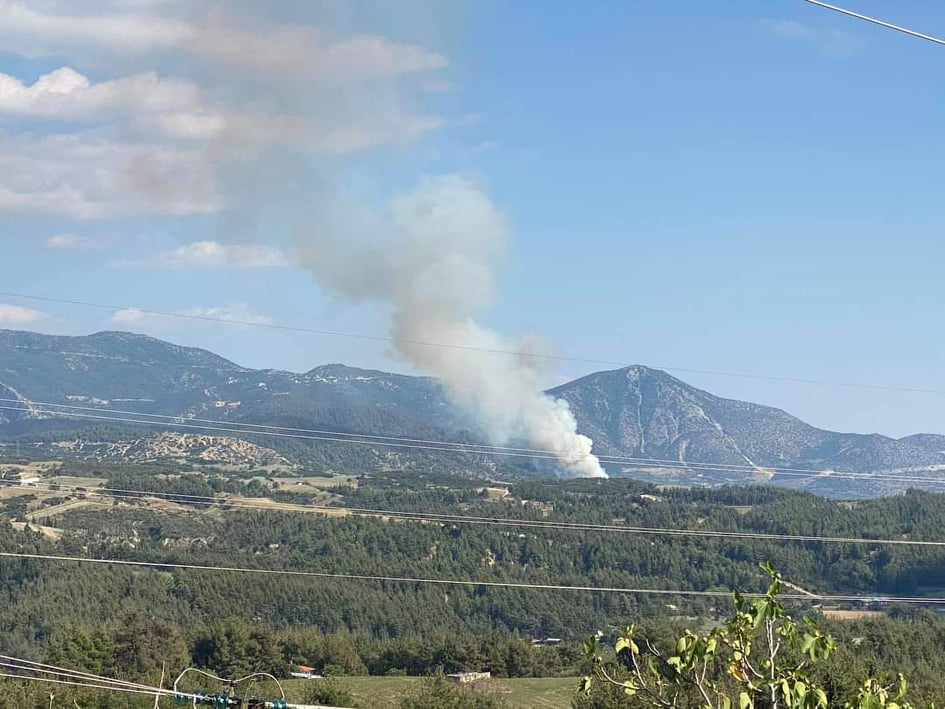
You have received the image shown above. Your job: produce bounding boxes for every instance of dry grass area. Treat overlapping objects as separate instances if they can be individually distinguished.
[0,460,62,475]
[26,498,107,520]
[10,520,63,541]
[821,608,886,620]
[479,486,510,500]
[271,474,359,490]
[46,476,108,488]
[229,495,350,517]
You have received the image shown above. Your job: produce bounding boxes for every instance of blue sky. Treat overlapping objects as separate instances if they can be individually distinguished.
[1,0,944,438]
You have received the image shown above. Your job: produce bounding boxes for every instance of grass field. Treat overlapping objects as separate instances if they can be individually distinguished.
[282,676,578,708]
[821,608,887,620]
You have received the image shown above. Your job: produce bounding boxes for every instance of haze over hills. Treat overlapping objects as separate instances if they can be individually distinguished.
[1,328,943,497]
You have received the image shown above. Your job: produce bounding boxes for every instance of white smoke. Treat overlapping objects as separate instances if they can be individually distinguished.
[294,175,606,478]
[19,2,608,477]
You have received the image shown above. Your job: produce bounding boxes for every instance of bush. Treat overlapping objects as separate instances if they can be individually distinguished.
[300,678,357,707]
[397,675,507,709]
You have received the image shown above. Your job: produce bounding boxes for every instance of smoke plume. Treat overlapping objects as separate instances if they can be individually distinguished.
[19,2,607,477]
[294,175,606,478]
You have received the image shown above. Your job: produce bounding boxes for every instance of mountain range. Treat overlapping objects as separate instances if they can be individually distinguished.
[1,328,943,497]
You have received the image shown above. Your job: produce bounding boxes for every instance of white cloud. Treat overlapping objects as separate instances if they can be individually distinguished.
[0,65,441,150]
[42,233,101,250]
[0,2,447,80]
[0,2,451,221]
[141,241,291,269]
[0,303,47,326]
[111,308,147,325]
[177,305,273,326]
[110,303,272,327]
[761,19,863,54]
[0,130,216,219]
[190,24,447,80]
[0,66,302,147]
[0,2,191,54]
[0,67,201,120]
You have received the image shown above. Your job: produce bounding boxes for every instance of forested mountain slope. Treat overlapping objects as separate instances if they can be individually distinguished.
[2,329,944,496]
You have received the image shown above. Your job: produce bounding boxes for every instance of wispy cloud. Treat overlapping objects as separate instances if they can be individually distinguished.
[761,18,863,54]
[0,2,450,222]
[0,130,216,219]
[0,303,47,326]
[0,2,447,79]
[42,233,103,250]
[132,240,291,269]
[111,307,147,325]
[177,305,273,326]
[0,67,201,121]
[110,303,272,327]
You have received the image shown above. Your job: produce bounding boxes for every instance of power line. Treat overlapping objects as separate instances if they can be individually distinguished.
[2,289,944,396]
[0,657,159,694]
[803,0,945,46]
[2,549,944,604]
[20,397,945,482]
[0,404,599,466]
[7,403,945,488]
[0,660,333,708]
[7,402,945,488]
[12,477,945,549]
[0,671,163,696]
[0,655,338,708]
[0,655,160,692]
[1,396,922,477]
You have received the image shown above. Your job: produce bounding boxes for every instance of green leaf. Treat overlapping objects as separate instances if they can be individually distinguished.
[615,636,640,655]
[739,691,752,709]
[896,673,908,700]
[580,676,593,696]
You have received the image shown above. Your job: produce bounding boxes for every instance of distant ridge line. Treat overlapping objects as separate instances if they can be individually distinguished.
[2,291,943,396]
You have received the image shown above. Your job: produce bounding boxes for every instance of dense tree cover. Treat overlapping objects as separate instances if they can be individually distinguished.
[579,564,929,708]
[2,471,945,705]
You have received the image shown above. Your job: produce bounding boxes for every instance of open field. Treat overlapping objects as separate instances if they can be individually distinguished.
[0,460,62,475]
[821,609,887,620]
[227,495,350,517]
[10,520,63,540]
[282,676,578,708]
[46,475,108,488]
[271,474,359,490]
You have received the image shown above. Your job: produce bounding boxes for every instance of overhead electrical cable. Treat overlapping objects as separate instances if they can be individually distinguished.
[0,662,334,708]
[0,656,160,693]
[7,477,945,549]
[802,0,945,46]
[1,290,943,395]
[1,549,944,604]
[0,671,165,697]
[5,403,945,488]
[0,396,923,477]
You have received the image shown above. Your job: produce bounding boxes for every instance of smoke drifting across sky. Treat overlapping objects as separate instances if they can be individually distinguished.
[0,1,605,477]
[294,175,606,478]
